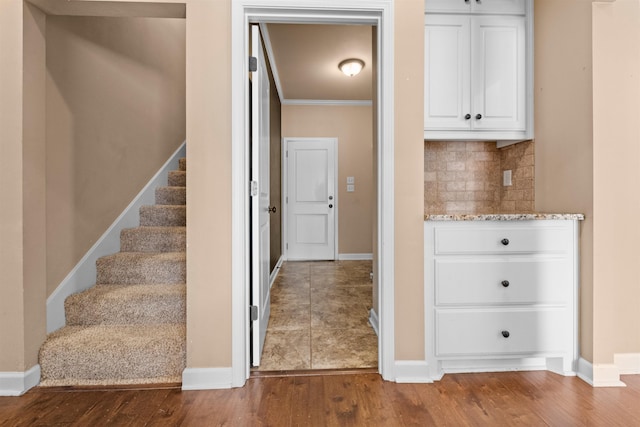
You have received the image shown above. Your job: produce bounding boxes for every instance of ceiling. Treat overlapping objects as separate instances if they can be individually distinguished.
[264,24,373,103]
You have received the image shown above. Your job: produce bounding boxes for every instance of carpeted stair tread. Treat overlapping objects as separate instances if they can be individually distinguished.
[179,158,186,171]
[168,170,186,187]
[139,205,186,227]
[39,324,185,385]
[120,226,186,252]
[97,252,186,285]
[65,284,186,326]
[155,186,186,205]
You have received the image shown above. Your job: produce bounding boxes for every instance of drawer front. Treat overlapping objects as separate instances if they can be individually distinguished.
[436,308,569,357]
[435,258,571,305]
[434,226,571,255]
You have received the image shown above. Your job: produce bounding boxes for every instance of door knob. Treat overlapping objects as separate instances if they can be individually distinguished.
[268,206,277,213]
[329,204,333,208]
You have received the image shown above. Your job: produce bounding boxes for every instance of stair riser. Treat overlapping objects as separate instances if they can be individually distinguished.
[139,205,186,227]
[168,171,186,187]
[120,228,186,252]
[40,326,185,382]
[97,255,186,285]
[156,187,186,205]
[65,286,185,326]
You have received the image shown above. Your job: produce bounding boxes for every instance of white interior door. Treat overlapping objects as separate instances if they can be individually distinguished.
[250,25,270,367]
[285,138,336,261]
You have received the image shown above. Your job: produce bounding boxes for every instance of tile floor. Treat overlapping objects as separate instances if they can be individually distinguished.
[254,260,378,371]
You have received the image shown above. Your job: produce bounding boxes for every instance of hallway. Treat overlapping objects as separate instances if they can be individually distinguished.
[255,260,377,371]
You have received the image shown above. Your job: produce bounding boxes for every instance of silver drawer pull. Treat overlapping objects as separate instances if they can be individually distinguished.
[501,280,510,287]
[501,238,510,246]
[501,330,510,338]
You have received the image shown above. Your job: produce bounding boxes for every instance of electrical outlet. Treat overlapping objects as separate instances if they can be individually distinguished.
[347,184,355,192]
[347,176,355,184]
[503,170,512,186]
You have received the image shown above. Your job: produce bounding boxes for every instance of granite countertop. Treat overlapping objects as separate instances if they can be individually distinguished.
[424,213,585,221]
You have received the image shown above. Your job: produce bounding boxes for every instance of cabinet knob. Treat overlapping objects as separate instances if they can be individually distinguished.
[475,114,483,120]
[502,330,510,338]
[501,238,510,246]
[501,280,510,288]
[464,114,471,120]
[465,0,470,3]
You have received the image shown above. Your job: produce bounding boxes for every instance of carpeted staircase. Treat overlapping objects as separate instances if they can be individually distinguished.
[39,158,187,386]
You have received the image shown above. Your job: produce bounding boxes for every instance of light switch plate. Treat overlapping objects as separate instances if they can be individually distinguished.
[347,176,355,184]
[347,184,355,192]
[503,170,512,186]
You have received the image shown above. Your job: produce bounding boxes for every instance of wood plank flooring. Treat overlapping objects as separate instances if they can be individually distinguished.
[3,372,640,426]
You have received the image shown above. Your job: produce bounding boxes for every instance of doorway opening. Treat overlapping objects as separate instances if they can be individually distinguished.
[231,0,394,387]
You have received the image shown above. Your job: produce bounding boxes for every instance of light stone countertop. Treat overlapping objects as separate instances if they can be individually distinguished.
[424,213,585,221]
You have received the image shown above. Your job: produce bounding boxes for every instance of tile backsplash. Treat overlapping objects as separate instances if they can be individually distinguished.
[424,140,534,215]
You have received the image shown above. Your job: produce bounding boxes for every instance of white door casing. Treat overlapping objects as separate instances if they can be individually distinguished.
[283,138,337,261]
[250,25,271,367]
[230,0,395,389]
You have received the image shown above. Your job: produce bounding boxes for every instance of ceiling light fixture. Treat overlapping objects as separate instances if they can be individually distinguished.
[339,58,365,77]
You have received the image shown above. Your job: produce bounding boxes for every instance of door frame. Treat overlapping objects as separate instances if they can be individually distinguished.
[231,0,395,387]
[282,137,338,261]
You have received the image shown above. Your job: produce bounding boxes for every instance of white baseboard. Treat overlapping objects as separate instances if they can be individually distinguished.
[182,367,233,390]
[577,357,594,386]
[593,363,626,387]
[269,255,284,288]
[0,365,40,396]
[440,357,549,375]
[614,353,640,375]
[46,142,186,333]
[394,360,433,383]
[369,308,379,336]
[338,253,373,260]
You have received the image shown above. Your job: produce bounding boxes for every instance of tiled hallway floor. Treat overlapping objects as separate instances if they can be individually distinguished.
[254,260,378,371]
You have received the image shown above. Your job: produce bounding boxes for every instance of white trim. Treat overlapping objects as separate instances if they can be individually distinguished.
[593,363,626,387]
[338,253,373,260]
[394,361,433,383]
[282,99,373,106]
[282,137,339,261]
[259,23,284,103]
[369,308,379,336]
[269,255,284,288]
[182,367,233,390]
[232,0,394,389]
[46,142,186,333]
[614,353,640,375]
[0,365,40,396]
[577,357,594,386]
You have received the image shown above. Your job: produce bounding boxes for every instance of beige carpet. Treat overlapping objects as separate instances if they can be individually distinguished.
[39,158,187,386]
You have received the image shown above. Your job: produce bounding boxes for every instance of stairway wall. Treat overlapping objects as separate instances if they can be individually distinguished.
[45,16,186,297]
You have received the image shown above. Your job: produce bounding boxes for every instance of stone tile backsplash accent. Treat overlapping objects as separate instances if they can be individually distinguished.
[424,140,534,215]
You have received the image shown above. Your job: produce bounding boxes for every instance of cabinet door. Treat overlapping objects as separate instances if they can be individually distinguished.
[425,0,525,15]
[424,15,471,131]
[471,16,525,131]
[471,0,525,15]
[425,0,471,14]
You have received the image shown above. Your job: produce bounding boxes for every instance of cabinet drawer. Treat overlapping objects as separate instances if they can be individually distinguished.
[434,226,571,254]
[435,258,571,305]
[436,308,569,357]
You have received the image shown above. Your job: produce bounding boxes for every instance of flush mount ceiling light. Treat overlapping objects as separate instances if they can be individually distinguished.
[338,58,365,77]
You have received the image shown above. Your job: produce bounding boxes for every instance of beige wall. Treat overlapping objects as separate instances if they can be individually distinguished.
[45,16,186,296]
[0,1,47,372]
[185,0,233,368]
[394,0,425,360]
[534,0,595,363]
[592,0,640,363]
[282,105,374,255]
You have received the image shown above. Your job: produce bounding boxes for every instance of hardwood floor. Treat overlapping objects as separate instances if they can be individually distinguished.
[3,372,640,426]
[256,261,377,371]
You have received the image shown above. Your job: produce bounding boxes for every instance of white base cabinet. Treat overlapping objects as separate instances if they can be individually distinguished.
[424,220,579,380]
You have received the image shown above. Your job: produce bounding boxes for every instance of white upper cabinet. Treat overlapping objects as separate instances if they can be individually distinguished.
[425,0,525,15]
[424,0,532,142]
